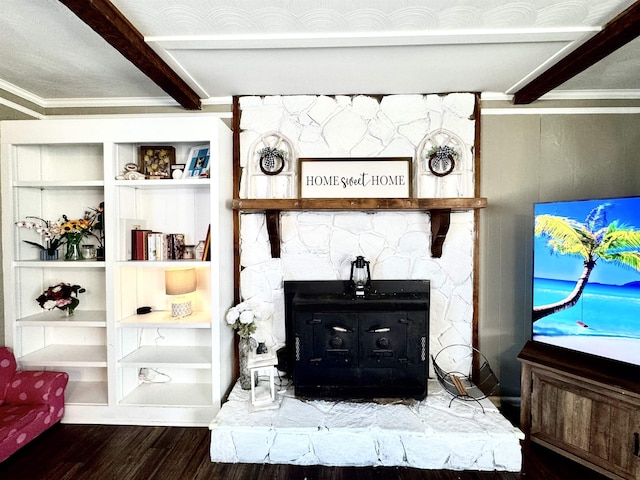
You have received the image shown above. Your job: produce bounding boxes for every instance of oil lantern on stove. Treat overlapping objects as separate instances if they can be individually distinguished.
[349,255,371,297]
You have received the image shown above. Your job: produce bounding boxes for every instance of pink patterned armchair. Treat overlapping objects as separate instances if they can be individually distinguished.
[0,347,68,462]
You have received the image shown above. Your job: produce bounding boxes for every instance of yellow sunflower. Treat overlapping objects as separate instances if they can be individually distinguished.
[61,219,89,233]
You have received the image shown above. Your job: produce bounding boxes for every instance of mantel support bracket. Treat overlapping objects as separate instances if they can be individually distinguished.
[429,209,451,258]
[262,208,452,259]
[265,210,282,258]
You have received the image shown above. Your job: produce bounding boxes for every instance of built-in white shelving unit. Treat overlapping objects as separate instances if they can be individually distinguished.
[1,116,235,426]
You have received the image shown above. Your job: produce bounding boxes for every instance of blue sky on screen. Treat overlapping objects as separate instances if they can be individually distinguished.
[534,197,640,286]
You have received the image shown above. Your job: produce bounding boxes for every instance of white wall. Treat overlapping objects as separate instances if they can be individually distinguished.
[479,104,640,397]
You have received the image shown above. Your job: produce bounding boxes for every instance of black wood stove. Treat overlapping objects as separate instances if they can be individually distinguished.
[284,280,429,399]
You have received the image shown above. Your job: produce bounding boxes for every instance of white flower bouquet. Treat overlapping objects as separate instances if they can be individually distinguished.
[225,300,259,338]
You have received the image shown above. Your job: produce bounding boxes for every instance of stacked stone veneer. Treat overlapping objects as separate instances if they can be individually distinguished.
[237,94,477,372]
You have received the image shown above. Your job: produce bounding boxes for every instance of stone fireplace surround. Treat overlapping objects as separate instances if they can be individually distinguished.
[208,94,522,471]
[236,94,479,372]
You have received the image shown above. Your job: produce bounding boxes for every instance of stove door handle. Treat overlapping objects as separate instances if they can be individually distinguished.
[332,326,353,333]
[368,327,390,333]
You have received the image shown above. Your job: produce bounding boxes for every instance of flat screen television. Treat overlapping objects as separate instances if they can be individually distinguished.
[533,196,640,366]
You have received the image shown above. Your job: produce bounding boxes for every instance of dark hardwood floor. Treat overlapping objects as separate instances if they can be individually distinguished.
[0,422,609,480]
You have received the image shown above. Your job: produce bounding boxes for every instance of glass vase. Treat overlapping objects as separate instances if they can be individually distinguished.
[64,233,84,261]
[59,308,74,318]
[238,336,257,390]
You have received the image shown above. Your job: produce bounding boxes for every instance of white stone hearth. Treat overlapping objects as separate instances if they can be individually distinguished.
[209,380,522,471]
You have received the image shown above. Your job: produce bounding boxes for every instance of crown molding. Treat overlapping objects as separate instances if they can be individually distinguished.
[541,89,640,100]
[482,89,640,102]
[41,97,179,108]
[201,97,234,106]
[482,106,640,115]
[0,78,187,111]
[41,96,233,108]
[0,79,45,107]
[148,27,597,50]
[36,112,233,120]
[0,97,44,119]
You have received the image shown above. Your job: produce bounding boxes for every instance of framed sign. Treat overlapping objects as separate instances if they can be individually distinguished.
[299,157,412,198]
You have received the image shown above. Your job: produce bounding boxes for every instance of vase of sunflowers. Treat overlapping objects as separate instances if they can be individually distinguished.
[60,203,104,261]
[16,203,105,262]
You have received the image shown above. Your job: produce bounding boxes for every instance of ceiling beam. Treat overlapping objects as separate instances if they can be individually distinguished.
[513,1,640,104]
[59,0,201,110]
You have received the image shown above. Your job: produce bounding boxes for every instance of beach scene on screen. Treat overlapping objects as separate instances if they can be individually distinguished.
[533,197,640,366]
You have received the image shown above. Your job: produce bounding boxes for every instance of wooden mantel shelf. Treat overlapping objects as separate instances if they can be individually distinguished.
[232,197,487,211]
[232,197,488,258]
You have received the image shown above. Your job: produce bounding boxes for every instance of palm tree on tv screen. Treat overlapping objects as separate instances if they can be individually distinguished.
[534,203,640,322]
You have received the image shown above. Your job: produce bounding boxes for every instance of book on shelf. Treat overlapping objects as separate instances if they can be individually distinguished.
[166,233,185,260]
[131,229,187,261]
[202,225,211,261]
[147,232,163,261]
[131,228,152,261]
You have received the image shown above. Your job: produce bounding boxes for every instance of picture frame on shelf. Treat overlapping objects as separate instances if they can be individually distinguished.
[184,145,210,178]
[139,146,175,179]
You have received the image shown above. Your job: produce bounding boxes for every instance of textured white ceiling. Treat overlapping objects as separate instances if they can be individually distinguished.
[111,0,626,32]
[0,0,638,109]
[0,0,165,101]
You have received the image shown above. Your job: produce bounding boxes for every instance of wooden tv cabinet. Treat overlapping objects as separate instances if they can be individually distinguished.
[518,341,640,480]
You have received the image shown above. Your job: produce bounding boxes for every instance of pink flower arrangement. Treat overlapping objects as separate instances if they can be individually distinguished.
[36,282,85,314]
